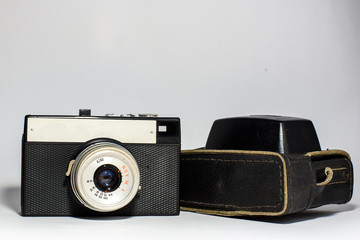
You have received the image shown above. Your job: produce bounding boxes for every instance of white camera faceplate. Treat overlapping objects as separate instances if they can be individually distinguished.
[26,117,157,143]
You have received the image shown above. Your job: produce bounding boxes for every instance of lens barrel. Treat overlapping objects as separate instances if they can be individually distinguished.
[69,141,140,212]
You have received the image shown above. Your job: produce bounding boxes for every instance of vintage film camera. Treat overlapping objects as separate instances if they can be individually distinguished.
[21,110,180,216]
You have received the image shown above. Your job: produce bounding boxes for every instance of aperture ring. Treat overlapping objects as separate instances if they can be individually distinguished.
[70,141,140,212]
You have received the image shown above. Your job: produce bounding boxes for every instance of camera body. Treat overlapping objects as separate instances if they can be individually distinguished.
[21,110,180,216]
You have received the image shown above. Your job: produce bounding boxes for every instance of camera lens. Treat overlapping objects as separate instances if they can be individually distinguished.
[99,170,114,186]
[94,165,122,192]
[70,141,140,212]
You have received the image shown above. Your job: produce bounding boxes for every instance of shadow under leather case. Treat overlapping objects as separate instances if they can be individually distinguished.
[180,116,353,216]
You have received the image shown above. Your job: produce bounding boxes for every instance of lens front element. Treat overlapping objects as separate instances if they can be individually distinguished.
[94,165,122,192]
[70,142,140,212]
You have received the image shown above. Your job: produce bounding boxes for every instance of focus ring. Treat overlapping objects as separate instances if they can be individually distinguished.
[70,141,140,212]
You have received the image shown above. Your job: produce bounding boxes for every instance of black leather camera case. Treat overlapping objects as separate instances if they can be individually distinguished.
[180,116,353,216]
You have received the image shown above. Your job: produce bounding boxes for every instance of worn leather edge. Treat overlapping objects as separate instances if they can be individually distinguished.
[180,149,289,216]
[305,149,351,160]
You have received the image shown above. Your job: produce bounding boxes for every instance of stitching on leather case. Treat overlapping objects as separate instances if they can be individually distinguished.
[180,200,281,209]
[332,167,347,171]
[182,157,283,208]
[327,181,348,186]
[180,150,288,216]
[305,150,350,160]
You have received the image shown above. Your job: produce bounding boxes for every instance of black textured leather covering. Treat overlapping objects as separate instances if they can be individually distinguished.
[180,149,353,216]
[22,142,180,216]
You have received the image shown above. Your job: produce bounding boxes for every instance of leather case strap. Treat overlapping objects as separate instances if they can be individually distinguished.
[180,149,353,216]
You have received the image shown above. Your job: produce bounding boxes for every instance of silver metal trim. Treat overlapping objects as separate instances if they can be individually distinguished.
[138,113,158,118]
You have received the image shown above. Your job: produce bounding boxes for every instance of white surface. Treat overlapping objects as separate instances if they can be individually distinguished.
[27,117,156,143]
[0,192,358,239]
[0,0,359,239]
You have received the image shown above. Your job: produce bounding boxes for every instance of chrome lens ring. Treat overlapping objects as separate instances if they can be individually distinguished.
[70,142,140,212]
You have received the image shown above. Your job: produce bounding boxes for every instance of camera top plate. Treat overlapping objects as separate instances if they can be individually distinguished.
[24,109,180,144]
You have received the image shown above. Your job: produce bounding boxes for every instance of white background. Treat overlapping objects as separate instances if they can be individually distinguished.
[0,0,359,239]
